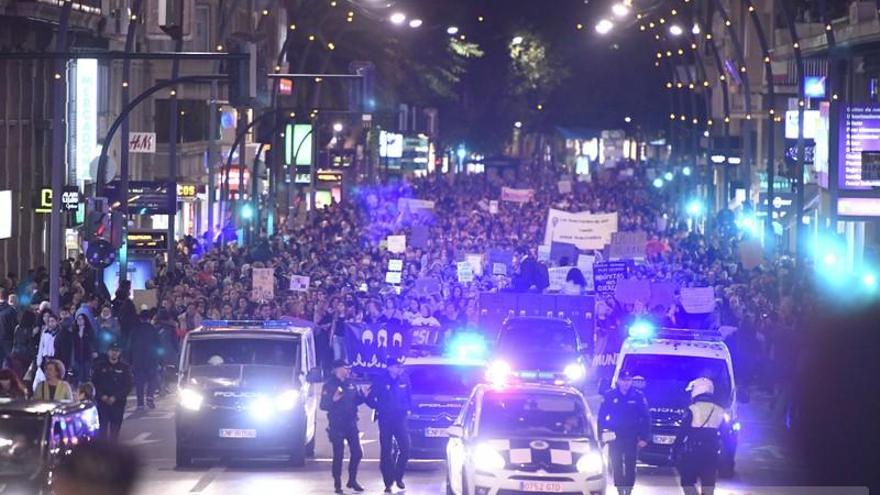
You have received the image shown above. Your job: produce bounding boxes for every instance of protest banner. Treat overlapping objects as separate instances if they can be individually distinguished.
[387,235,407,254]
[251,268,275,301]
[609,231,647,260]
[457,262,474,283]
[346,321,411,372]
[501,187,535,203]
[397,197,435,212]
[592,261,631,297]
[544,209,618,251]
[614,278,652,305]
[489,200,499,214]
[289,275,310,292]
[680,287,716,314]
[557,180,573,194]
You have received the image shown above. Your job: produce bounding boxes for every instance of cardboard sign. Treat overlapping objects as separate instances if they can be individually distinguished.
[388,259,404,272]
[593,261,631,296]
[465,254,484,276]
[252,268,275,302]
[609,231,647,260]
[501,187,535,203]
[489,200,499,214]
[680,287,716,314]
[544,209,618,251]
[492,262,507,276]
[387,235,407,254]
[289,275,310,292]
[457,261,474,283]
[557,180,572,194]
[385,271,402,285]
[614,278,652,305]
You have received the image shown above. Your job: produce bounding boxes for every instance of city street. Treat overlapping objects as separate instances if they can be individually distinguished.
[121,388,805,494]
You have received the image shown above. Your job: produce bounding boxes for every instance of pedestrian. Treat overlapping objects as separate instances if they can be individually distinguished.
[128,310,160,409]
[112,282,138,348]
[0,288,19,366]
[91,342,133,441]
[96,305,121,354]
[33,311,60,391]
[77,382,95,402]
[320,359,365,494]
[71,313,98,386]
[0,368,27,398]
[597,371,651,495]
[33,358,74,401]
[673,378,726,495]
[367,357,412,492]
[74,294,100,339]
[7,310,36,380]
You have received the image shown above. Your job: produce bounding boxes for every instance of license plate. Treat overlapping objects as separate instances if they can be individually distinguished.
[424,427,448,438]
[653,434,676,445]
[520,481,564,493]
[219,429,257,439]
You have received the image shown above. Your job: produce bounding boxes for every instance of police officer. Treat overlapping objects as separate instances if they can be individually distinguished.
[91,342,133,442]
[367,357,412,493]
[320,359,365,494]
[673,378,726,495]
[598,371,651,495]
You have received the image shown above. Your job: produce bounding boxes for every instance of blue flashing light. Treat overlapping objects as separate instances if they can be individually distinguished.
[241,204,254,220]
[457,146,468,160]
[863,273,877,289]
[682,166,692,176]
[737,214,759,235]
[446,332,488,362]
[686,199,704,216]
[822,252,838,267]
[628,319,655,340]
[663,171,674,181]
[652,178,664,188]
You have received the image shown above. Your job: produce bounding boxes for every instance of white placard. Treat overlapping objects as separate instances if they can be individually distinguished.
[489,200,499,215]
[387,235,407,254]
[465,253,483,276]
[557,180,572,194]
[544,209,618,251]
[576,254,595,292]
[385,271,402,285]
[388,259,404,272]
[537,245,551,262]
[128,132,157,153]
[0,191,10,239]
[680,287,716,314]
[252,268,275,301]
[501,187,534,203]
[548,267,570,292]
[289,275,310,292]
[492,262,507,276]
[456,262,474,283]
[397,197,435,212]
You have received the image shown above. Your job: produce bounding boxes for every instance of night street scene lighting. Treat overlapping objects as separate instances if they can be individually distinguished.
[0,0,878,493]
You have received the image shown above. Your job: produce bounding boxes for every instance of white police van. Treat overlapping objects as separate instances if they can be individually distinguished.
[610,324,740,475]
[446,382,606,495]
[175,320,323,467]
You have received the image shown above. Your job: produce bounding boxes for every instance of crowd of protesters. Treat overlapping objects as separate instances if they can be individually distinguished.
[0,162,816,420]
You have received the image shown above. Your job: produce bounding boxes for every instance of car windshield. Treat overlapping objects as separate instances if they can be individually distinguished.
[479,392,591,438]
[188,338,299,368]
[620,354,732,408]
[498,321,577,353]
[407,364,484,397]
[0,417,43,476]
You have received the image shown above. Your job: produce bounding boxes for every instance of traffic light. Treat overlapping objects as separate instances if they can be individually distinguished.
[84,197,109,242]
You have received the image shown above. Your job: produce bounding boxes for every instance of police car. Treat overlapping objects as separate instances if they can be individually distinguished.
[404,355,486,459]
[486,317,588,389]
[446,383,606,495]
[611,323,739,475]
[175,321,323,467]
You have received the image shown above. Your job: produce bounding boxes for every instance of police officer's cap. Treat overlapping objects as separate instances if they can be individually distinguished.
[331,359,351,369]
[385,356,403,368]
[108,341,123,351]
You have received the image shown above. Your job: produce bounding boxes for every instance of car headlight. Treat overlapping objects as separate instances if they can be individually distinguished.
[179,388,204,412]
[576,450,604,476]
[563,363,585,381]
[486,360,512,387]
[275,389,300,411]
[250,395,275,421]
[471,443,506,471]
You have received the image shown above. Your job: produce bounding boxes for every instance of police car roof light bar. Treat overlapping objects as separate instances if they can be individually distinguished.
[654,327,724,342]
[200,320,294,329]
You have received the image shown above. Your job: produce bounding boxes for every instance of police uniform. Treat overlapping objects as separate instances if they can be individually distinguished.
[367,357,412,491]
[91,343,133,442]
[597,372,651,495]
[320,360,364,493]
[674,378,726,495]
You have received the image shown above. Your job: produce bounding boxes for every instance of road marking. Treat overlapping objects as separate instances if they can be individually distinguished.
[125,432,160,446]
[189,467,224,493]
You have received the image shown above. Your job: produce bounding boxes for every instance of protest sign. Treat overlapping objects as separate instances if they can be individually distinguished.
[593,261,631,296]
[492,262,507,276]
[548,267,570,292]
[457,262,474,283]
[609,231,647,260]
[557,180,572,194]
[397,197,435,212]
[614,278,652,305]
[465,253,484,276]
[387,235,407,254]
[251,268,275,301]
[544,209,618,251]
[680,287,716,314]
[385,271,402,285]
[501,187,535,203]
[132,289,157,310]
[576,255,595,292]
[346,321,410,372]
[489,200,499,214]
[388,259,404,272]
[537,245,551,262]
[289,275,310,292]
[487,249,515,272]
[740,239,764,270]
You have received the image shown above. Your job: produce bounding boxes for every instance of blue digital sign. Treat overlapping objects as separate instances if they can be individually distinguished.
[805,76,826,98]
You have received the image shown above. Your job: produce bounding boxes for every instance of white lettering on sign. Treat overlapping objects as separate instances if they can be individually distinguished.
[129,132,156,153]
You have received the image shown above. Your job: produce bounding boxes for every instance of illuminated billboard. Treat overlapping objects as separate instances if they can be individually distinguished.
[839,104,880,190]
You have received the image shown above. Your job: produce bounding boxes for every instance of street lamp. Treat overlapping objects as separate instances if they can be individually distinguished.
[692,23,701,35]
[664,171,674,181]
[514,121,522,129]
[612,3,630,18]
[682,166,692,176]
[447,26,459,35]
[389,12,406,25]
[409,18,423,28]
[332,122,344,133]
[624,116,632,123]
[669,24,684,36]
[595,19,614,35]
